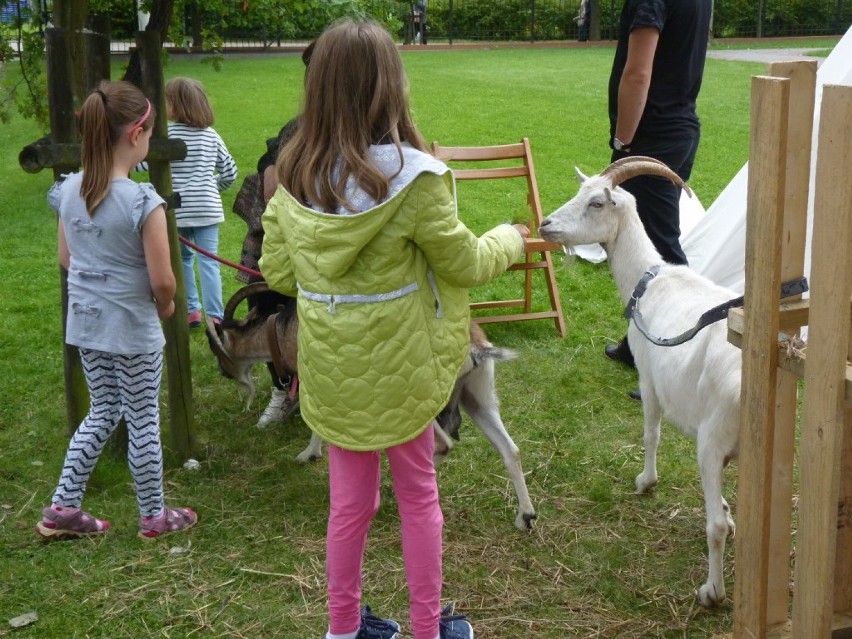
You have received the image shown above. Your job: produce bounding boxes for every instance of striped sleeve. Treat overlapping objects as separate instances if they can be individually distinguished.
[215,133,238,192]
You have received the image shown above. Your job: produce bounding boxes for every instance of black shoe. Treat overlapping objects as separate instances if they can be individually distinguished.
[628,389,642,401]
[604,337,635,369]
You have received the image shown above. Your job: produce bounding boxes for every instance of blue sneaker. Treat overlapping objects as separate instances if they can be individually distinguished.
[356,605,401,639]
[440,602,473,639]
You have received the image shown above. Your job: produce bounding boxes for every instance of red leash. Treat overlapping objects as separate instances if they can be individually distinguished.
[178,235,263,279]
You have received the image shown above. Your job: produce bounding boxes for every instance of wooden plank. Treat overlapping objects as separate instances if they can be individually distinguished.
[523,237,564,253]
[766,60,816,626]
[18,138,188,174]
[452,166,530,180]
[432,142,526,161]
[766,609,852,638]
[523,138,566,337]
[793,84,852,639]
[472,310,560,323]
[841,302,852,610]
[838,400,852,610]
[729,301,852,340]
[733,75,790,639]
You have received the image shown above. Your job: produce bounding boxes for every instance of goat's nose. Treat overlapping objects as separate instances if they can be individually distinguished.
[540,218,551,227]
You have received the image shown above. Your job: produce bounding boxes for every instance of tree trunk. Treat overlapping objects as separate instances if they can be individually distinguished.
[122,0,174,86]
[189,0,202,47]
[590,0,601,41]
[48,1,89,434]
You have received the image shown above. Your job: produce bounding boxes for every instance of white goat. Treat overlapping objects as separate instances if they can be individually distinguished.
[539,157,740,607]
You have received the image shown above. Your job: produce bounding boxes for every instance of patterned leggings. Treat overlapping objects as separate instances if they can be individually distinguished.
[52,349,166,517]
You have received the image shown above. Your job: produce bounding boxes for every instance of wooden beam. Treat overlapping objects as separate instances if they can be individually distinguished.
[733,75,790,639]
[765,60,816,626]
[19,138,188,174]
[793,83,852,639]
[729,300,852,337]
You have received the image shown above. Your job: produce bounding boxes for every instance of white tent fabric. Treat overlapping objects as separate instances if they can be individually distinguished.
[682,28,852,294]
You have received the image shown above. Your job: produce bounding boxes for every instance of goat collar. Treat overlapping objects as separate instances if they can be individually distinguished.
[625,268,810,347]
[623,265,662,321]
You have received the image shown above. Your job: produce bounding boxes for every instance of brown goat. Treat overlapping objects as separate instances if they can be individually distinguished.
[206,283,537,530]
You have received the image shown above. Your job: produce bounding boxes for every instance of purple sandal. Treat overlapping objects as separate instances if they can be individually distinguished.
[35,505,110,539]
[139,507,197,539]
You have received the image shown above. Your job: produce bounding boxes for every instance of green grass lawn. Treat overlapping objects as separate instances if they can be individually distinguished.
[0,43,787,638]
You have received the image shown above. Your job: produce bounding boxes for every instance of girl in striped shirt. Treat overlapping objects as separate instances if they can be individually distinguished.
[165,77,238,326]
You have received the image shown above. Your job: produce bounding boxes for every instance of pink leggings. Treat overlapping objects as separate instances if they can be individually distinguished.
[327,425,443,639]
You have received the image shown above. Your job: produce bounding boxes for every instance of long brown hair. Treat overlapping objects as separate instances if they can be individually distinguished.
[165,77,214,128]
[276,18,427,213]
[79,80,155,215]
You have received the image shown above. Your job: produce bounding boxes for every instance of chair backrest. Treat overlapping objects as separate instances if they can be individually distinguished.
[431,138,566,336]
[432,139,541,222]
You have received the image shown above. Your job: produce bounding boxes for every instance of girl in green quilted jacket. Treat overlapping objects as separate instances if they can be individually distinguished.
[260,17,528,639]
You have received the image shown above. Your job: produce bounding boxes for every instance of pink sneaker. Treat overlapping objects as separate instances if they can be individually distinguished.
[139,507,197,539]
[187,311,202,328]
[35,504,110,539]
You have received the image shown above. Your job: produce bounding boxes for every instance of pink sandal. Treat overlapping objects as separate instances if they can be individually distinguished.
[139,507,197,539]
[35,505,110,539]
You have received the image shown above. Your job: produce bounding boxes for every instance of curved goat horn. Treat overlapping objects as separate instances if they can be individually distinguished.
[205,315,236,368]
[601,156,693,197]
[601,155,670,175]
[223,281,271,323]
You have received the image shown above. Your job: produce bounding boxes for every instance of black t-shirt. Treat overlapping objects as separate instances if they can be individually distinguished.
[608,0,711,142]
[256,117,300,175]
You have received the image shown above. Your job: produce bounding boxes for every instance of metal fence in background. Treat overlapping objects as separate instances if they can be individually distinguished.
[215,0,851,48]
[3,0,850,53]
[406,0,850,42]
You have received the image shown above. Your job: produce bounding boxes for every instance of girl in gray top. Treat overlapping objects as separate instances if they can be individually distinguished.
[36,80,197,541]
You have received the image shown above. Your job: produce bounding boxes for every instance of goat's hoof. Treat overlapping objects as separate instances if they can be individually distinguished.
[635,474,658,494]
[696,583,725,608]
[294,451,322,464]
[515,512,538,531]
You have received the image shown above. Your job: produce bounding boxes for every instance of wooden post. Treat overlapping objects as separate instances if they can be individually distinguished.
[136,29,196,460]
[792,83,852,639]
[733,75,790,639]
[45,25,88,435]
[51,0,88,109]
[765,60,817,627]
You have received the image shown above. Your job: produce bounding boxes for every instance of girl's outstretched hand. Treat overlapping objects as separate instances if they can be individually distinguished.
[512,224,531,240]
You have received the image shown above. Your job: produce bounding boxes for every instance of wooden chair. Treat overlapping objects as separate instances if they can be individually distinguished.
[431,138,566,337]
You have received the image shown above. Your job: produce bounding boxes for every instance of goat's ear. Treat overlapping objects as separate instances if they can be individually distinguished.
[604,187,615,205]
[574,167,588,183]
